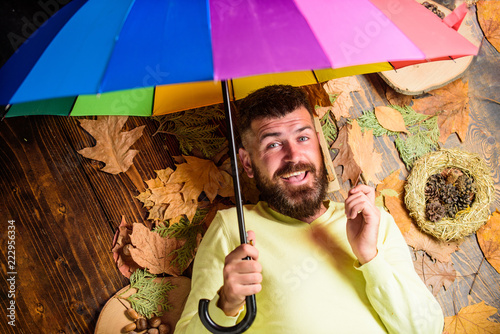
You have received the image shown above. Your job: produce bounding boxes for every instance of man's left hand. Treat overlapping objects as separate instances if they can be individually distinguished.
[345,184,380,265]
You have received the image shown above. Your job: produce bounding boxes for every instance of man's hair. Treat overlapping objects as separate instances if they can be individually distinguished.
[237,85,313,145]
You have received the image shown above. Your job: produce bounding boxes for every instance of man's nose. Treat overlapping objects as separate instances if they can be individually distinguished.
[283,141,301,162]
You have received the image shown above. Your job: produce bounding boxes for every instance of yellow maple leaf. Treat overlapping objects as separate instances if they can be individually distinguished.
[168,156,226,203]
[477,0,500,53]
[375,169,405,200]
[347,120,383,184]
[477,210,500,274]
[444,296,500,334]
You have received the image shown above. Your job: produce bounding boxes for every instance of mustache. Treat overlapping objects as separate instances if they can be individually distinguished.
[274,162,316,179]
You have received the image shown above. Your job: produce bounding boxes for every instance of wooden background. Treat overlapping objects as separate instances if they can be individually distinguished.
[1,0,499,333]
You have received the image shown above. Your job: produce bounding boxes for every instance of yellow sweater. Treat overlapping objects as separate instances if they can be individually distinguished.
[174,201,444,333]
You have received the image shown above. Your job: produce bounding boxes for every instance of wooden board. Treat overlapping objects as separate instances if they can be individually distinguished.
[378,0,482,95]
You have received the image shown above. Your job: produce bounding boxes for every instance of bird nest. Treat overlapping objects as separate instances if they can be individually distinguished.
[405,149,495,241]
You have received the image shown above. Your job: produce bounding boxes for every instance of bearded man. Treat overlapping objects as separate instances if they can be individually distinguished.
[174,85,443,334]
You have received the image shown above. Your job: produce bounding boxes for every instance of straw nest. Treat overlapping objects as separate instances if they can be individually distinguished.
[405,149,495,241]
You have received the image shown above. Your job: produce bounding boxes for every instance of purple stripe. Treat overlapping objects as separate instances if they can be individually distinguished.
[210,0,330,80]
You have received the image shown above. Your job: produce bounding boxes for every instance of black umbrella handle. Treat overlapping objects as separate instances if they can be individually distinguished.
[198,81,257,333]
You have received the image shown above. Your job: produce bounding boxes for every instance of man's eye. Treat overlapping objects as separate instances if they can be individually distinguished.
[298,136,309,142]
[267,142,279,149]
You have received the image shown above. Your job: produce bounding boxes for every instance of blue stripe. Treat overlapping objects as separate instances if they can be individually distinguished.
[0,0,88,105]
[101,0,213,92]
[11,0,136,104]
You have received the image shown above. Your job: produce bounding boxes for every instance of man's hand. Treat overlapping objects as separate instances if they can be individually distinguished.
[345,185,380,265]
[217,231,262,316]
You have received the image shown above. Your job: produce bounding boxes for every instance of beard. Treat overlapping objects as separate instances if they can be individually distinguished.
[252,160,328,221]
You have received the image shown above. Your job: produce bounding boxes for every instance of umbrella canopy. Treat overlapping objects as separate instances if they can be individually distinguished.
[1,0,478,117]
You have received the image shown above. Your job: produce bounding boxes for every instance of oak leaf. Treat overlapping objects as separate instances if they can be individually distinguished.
[374,106,407,133]
[385,86,413,107]
[323,77,362,121]
[168,156,227,203]
[477,209,500,274]
[129,223,187,276]
[477,0,500,53]
[348,120,383,184]
[331,124,362,185]
[413,252,456,296]
[404,221,460,263]
[444,296,500,334]
[111,216,141,278]
[78,116,145,174]
[412,79,470,143]
[384,195,412,235]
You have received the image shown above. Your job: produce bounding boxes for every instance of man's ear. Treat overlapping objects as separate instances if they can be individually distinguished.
[238,147,254,178]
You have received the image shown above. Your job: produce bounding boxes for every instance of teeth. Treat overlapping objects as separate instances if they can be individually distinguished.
[282,171,305,178]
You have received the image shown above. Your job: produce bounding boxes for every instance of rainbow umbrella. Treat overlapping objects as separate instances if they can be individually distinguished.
[0,1,478,332]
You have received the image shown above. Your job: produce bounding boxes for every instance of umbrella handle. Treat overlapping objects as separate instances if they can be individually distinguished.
[198,81,257,333]
[198,294,257,334]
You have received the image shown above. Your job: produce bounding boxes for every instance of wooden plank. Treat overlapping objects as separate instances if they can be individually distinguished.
[0,116,128,333]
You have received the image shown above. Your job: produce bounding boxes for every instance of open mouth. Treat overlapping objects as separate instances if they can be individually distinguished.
[280,170,308,182]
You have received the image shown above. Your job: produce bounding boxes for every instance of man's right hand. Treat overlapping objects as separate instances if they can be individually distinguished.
[217,230,262,316]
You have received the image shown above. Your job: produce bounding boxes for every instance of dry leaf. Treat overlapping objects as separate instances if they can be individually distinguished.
[413,252,456,296]
[404,222,460,263]
[169,156,226,203]
[78,116,145,174]
[385,86,413,107]
[412,80,470,143]
[375,169,405,200]
[323,77,362,121]
[111,216,140,278]
[347,120,383,184]
[374,106,407,133]
[477,209,500,274]
[477,0,500,53]
[331,125,362,185]
[444,296,500,334]
[385,195,412,235]
[301,84,332,109]
[129,223,187,276]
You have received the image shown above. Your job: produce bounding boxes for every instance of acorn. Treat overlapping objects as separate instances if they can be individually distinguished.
[122,322,136,333]
[158,323,170,334]
[136,318,148,331]
[126,308,140,320]
[148,329,159,334]
[149,316,162,328]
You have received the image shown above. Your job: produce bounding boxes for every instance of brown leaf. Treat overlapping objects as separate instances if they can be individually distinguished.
[404,222,460,263]
[111,216,140,278]
[129,223,187,276]
[444,296,500,334]
[162,195,198,223]
[375,169,405,200]
[477,0,500,53]
[169,156,226,203]
[477,209,500,274]
[385,86,413,107]
[374,106,407,133]
[384,195,412,235]
[331,125,362,185]
[78,116,145,174]
[323,77,362,121]
[412,80,470,143]
[413,252,456,296]
[347,120,383,184]
[301,84,331,109]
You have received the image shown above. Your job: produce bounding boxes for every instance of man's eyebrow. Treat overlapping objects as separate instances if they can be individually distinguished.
[259,125,314,142]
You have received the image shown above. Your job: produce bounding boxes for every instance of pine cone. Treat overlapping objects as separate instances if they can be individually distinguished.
[444,203,458,218]
[425,174,446,201]
[426,200,446,222]
[440,183,459,204]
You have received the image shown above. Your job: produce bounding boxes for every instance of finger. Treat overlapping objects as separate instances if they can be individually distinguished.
[247,230,256,246]
[231,259,262,274]
[234,272,263,285]
[225,243,259,264]
[348,184,375,201]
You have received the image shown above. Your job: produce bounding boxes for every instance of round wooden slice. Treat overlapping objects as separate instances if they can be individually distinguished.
[95,276,191,334]
[378,0,481,95]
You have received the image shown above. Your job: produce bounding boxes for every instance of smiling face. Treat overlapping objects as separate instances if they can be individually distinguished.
[239,106,328,222]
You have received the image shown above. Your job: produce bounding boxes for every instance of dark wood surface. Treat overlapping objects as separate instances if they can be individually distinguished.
[1,1,500,333]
